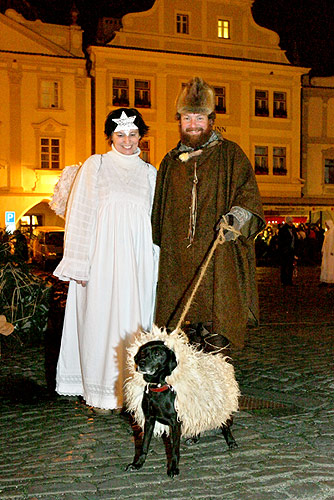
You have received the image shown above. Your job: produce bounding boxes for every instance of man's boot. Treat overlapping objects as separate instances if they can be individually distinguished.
[197,322,230,356]
[184,322,231,356]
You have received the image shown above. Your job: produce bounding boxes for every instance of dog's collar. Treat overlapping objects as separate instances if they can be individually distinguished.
[145,383,173,393]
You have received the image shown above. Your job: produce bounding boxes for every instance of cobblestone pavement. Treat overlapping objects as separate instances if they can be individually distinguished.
[1,266,334,500]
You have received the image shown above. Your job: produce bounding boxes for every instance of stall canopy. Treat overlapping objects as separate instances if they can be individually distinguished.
[265,216,308,225]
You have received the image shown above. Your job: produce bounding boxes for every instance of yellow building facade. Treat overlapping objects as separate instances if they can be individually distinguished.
[0,9,90,230]
[301,75,334,223]
[3,0,331,230]
[89,0,308,222]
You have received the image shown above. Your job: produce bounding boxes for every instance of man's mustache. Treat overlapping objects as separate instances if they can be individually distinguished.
[185,128,203,132]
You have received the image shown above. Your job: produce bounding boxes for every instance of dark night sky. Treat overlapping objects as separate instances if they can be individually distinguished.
[252,0,334,76]
[2,0,334,76]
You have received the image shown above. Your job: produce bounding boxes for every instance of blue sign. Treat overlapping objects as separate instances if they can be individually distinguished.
[5,211,15,224]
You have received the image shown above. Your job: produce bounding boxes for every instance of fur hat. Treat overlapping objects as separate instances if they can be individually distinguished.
[176,77,215,115]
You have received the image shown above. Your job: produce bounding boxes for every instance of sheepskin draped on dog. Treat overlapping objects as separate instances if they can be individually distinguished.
[124,325,240,438]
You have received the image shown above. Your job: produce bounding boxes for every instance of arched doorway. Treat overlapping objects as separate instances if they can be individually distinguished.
[19,200,64,234]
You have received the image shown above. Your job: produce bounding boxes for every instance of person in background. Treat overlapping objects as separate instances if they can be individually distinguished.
[13,229,28,262]
[319,219,334,286]
[151,77,265,351]
[278,216,298,285]
[54,108,159,413]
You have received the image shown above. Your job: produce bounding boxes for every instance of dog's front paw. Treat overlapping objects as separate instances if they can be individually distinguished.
[167,465,179,478]
[228,440,238,450]
[125,460,144,472]
[185,435,200,446]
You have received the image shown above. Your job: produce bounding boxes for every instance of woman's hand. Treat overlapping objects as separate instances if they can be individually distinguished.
[74,280,87,287]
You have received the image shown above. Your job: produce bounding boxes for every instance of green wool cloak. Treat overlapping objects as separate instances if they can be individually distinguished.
[151,137,265,348]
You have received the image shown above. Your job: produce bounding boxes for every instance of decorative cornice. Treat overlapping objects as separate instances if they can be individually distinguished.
[103,44,300,69]
[0,49,84,60]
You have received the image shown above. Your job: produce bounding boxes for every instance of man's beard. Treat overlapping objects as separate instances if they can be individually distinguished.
[180,125,213,149]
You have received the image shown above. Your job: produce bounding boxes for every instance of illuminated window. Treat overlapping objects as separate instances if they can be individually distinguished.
[20,215,43,231]
[218,19,230,39]
[214,86,226,113]
[324,158,334,184]
[255,90,269,117]
[255,146,268,175]
[113,78,129,107]
[135,80,151,108]
[273,147,287,175]
[273,92,287,118]
[40,138,60,169]
[176,13,189,34]
[140,139,150,163]
[40,80,59,109]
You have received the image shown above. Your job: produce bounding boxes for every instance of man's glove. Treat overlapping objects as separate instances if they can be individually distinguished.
[217,213,241,241]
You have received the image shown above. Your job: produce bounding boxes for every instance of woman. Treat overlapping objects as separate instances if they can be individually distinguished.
[320,219,334,286]
[54,108,159,411]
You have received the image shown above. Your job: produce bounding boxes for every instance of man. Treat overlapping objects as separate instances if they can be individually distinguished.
[151,77,265,349]
[278,216,298,285]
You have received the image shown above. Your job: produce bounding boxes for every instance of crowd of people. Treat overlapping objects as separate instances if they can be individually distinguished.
[255,221,325,267]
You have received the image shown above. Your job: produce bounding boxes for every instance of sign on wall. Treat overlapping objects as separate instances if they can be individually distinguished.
[5,211,16,233]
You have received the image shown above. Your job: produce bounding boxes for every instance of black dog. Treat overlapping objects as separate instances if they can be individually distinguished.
[126,340,181,477]
[126,340,237,477]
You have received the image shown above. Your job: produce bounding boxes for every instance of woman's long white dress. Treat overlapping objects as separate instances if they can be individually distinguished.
[320,219,334,284]
[54,147,158,409]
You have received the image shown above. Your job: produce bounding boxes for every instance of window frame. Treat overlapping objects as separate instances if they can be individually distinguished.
[255,90,269,117]
[134,79,151,109]
[273,91,287,118]
[324,158,334,185]
[112,78,130,107]
[40,137,61,170]
[254,144,288,177]
[213,86,226,114]
[273,146,287,176]
[140,138,151,163]
[254,88,290,119]
[32,118,67,171]
[217,19,230,39]
[110,75,154,110]
[39,78,62,109]
[254,146,269,175]
[175,12,190,35]
[20,215,43,233]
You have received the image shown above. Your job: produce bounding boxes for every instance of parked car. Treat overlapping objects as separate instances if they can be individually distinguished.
[30,226,64,270]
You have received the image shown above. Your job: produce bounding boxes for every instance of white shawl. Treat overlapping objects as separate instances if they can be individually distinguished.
[125,325,240,438]
[54,149,157,282]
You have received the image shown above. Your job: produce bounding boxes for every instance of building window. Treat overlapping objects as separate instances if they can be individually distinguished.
[218,19,230,39]
[135,80,151,108]
[255,146,269,175]
[255,90,269,117]
[40,80,59,109]
[20,215,43,232]
[140,139,150,163]
[176,13,189,34]
[40,138,60,169]
[273,92,287,118]
[214,86,226,114]
[324,158,334,184]
[113,78,129,107]
[273,147,287,175]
